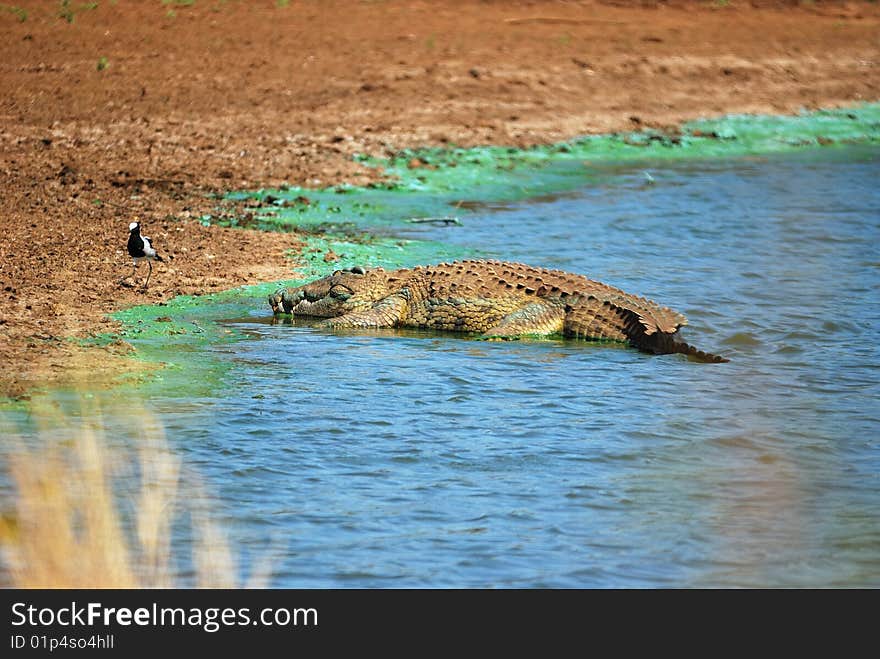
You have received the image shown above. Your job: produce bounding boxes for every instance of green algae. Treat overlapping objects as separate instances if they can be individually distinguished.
[87,232,472,400]
[369,103,880,192]
[226,103,880,235]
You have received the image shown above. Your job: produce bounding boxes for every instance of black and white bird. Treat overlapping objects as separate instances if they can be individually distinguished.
[122,221,164,290]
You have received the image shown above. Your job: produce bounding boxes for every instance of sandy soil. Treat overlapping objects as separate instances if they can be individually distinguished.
[1,0,878,398]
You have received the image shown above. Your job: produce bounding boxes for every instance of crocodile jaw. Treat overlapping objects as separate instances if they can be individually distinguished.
[269,288,346,317]
[287,297,333,317]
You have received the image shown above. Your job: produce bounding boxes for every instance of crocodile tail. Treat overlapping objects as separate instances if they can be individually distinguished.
[563,298,727,362]
[639,329,729,363]
[606,303,727,363]
[669,336,729,363]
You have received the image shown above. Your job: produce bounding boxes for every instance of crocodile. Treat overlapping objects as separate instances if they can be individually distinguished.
[268,259,728,362]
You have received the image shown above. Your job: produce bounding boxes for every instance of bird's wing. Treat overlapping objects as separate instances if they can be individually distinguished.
[141,236,157,257]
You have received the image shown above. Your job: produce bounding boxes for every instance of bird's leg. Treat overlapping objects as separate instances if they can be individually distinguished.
[120,261,137,286]
[142,260,152,290]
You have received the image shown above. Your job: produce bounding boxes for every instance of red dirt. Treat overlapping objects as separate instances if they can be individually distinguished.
[1,1,878,398]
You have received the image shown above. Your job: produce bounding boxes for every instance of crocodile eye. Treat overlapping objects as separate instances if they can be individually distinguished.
[329,285,352,300]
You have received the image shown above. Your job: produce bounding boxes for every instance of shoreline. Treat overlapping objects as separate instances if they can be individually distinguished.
[1,1,879,399]
[8,116,877,406]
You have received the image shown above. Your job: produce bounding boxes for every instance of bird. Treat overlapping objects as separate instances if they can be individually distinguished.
[122,221,164,290]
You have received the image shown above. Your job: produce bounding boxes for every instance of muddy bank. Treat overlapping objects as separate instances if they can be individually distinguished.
[1,1,878,398]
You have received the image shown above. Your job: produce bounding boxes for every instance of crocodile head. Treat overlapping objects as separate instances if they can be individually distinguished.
[269,266,381,317]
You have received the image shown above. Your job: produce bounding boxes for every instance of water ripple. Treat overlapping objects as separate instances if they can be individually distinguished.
[47,147,880,588]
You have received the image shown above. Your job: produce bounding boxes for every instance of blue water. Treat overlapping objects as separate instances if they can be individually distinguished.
[4,147,880,587]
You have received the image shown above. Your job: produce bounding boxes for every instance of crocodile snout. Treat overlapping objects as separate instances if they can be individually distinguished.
[269,288,303,315]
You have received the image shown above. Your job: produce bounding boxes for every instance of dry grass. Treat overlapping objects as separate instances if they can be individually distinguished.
[0,398,261,588]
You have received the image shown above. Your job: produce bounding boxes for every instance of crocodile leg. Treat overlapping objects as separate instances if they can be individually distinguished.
[481,302,565,339]
[317,292,409,329]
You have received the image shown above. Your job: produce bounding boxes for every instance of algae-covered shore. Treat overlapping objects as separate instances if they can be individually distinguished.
[44,104,880,403]
[1,1,879,399]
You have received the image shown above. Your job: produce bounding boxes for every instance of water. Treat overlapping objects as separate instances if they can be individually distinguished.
[6,147,880,587]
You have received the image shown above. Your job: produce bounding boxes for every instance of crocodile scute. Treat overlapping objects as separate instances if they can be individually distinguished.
[268,260,728,363]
